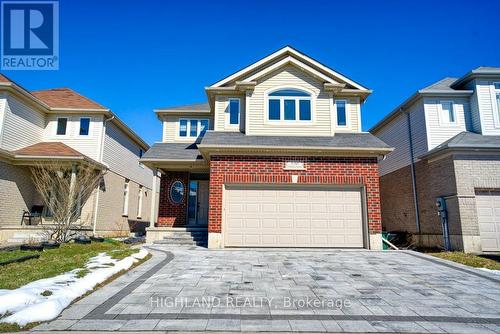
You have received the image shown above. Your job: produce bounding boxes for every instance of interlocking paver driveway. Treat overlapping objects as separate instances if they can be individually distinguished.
[34,246,500,333]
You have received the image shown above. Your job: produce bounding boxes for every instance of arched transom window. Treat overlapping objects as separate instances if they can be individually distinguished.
[267,88,312,122]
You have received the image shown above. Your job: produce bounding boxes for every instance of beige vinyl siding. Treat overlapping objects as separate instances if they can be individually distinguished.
[424,97,471,150]
[350,97,361,131]
[103,122,152,188]
[374,99,427,176]
[43,114,103,161]
[0,94,45,151]
[247,65,359,136]
[162,115,214,143]
[162,115,177,142]
[214,95,245,132]
[476,80,500,135]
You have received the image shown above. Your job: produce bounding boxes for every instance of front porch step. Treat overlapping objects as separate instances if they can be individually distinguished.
[150,227,208,247]
[154,238,207,246]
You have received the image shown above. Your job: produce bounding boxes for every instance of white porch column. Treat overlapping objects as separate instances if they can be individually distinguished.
[149,168,159,228]
[66,163,77,228]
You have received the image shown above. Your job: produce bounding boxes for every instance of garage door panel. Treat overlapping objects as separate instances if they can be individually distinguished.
[312,203,328,212]
[311,219,328,229]
[261,218,276,228]
[278,219,293,228]
[476,192,500,252]
[224,185,364,248]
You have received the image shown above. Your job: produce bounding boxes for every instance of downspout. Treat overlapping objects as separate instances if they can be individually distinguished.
[92,115,115,235]
[404,109,421,233]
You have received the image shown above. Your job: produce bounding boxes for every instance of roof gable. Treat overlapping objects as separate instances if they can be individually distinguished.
[210,46,369,91]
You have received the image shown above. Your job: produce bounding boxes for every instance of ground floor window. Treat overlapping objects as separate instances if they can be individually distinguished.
[188,180,198,224]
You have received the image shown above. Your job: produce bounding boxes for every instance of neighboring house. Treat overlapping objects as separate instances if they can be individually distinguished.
[141,46,392,249]
[371,67,500,253]
[0,74,154,242]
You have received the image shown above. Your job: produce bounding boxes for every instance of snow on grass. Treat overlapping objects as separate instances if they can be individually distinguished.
[0,248,148,326]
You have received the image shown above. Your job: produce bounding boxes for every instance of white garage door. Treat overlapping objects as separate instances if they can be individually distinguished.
[223,185,364,248]
[476,191,500,252]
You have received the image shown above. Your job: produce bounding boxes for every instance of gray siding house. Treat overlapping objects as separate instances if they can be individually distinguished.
[371,67,500,253]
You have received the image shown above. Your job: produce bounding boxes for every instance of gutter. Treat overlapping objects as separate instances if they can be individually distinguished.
[197,144,393,154]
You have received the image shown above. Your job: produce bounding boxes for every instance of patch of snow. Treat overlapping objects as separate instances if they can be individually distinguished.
[0,248,148,326]
[479,267,500,275]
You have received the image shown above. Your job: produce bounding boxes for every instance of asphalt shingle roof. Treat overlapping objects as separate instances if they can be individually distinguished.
[141,142,203,161]
[200,131,391,149]
[422,132,500,158]
[156,102,210,112]
[31,88,108,110]
[419,77,458,92]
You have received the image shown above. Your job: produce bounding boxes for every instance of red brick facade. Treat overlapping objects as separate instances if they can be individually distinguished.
[157,171,189,227]
[208,155,382,234]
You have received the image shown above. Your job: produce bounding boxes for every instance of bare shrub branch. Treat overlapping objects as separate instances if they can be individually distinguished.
[30,162,105,242]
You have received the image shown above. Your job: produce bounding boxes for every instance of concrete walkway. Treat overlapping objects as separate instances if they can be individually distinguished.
[33,246,500,333]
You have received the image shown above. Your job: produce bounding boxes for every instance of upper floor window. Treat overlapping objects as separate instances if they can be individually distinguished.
[179,119,209,138]
[440,101,456,125]
[227,98,240,126]
[494,82,500,124]
[335,100,347,127]
[267,88,312,122]
[79,117,90,136]
[56,117,67,135]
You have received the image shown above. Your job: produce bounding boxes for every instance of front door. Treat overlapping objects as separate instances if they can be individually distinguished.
[188,180,209,227]
[197,180,209,226]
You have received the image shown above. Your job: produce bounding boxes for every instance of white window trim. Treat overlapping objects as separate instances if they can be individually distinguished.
[264,86,315,125]
[122,180,129,216]
[492,82,500,128]
[176,118,210,140]
[332,99,350,129]
[137,186,143,219]
[55,117,69,137]
[77,117,91,137]
[438,101,458,126]
[225,98,241,128]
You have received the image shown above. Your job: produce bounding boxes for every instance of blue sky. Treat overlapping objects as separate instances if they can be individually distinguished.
[3,0,500,145]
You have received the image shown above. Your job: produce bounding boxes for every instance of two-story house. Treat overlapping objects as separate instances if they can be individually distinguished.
[0,74,155,242]
[141,46,392,249]
[371,67,500,253]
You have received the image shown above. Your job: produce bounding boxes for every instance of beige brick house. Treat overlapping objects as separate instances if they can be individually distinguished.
[371,67,500,253]
[0,74,155,242]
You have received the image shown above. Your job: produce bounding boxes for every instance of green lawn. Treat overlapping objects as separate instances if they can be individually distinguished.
[0,239,140,290]
[428,251,500,270]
